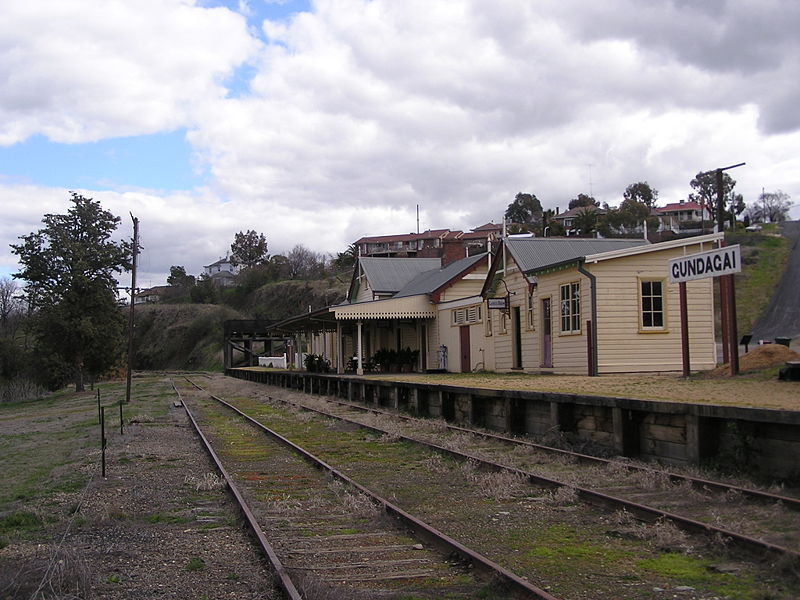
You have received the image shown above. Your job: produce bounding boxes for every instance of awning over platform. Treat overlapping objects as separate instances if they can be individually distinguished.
[332,294,435,320]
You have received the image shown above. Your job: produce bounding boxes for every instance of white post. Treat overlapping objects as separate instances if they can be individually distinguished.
[336,322,343,374]
[357,321,364,375]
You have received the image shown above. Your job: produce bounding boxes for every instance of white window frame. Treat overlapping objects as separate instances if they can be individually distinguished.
[560,282,581,334]
[527,289,536,330]
[639,278,667,332]
[452,304,482,327]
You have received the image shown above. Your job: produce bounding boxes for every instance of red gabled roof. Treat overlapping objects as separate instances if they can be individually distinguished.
[460,230,495,239]
[657,201,705,214]
[355,229,450,244]
[472,222,502,232]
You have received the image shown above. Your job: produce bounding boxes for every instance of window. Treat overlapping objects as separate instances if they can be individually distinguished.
[485,301,493,336]
[560,282,581,333]
[452,305,482,326]
[527,290,535,330]
[640,280,665,329]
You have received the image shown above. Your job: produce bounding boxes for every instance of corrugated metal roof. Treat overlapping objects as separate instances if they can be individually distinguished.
[506,238,649,273]
[394,253,487,298]
[359,257,442,293]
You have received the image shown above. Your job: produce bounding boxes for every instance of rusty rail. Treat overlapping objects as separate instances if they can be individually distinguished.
[172,381,304,600]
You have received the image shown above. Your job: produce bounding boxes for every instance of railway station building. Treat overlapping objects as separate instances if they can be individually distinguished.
[274,233,723,376]
[482,233,722,374]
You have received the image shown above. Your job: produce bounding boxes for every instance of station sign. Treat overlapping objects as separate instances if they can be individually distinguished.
[487,297,508,310]
[668,245,741,283]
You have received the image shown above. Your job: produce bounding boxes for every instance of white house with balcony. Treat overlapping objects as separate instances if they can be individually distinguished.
[203,255,241,287]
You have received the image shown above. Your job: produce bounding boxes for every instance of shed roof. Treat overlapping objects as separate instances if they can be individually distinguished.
[505,238,649,274]
[394,253,487,298]
[357,257,442,294]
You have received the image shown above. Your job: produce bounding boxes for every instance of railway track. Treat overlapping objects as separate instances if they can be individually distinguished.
[183,375,800,599]
[282,390,800,512]
[252,386,800,562]
[175,379,559,600]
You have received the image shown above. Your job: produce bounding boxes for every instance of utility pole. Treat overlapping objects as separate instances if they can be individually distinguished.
[125,214,139,404]
[710,162,745,374]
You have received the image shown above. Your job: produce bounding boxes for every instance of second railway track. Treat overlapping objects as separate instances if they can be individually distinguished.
[181,374,800,599]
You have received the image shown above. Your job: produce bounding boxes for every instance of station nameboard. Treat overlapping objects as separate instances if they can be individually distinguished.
[668,245,741,283]
[487,297,508,310]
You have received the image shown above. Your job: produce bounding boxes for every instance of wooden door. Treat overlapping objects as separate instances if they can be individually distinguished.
[541,297,553,368]
[459,325,471,373]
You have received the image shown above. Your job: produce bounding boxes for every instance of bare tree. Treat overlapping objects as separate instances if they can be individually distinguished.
[0,277,21,335]
[287,244,324,279]
[751,190,794,223]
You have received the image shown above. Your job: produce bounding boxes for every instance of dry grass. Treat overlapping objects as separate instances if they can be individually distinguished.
[457,460,528,501]
[609,510,692,552]
[547,485,579,505]
[328,480,381,519]
[184,472,225,491]
[0,546,92,600]
[293,574,376,600]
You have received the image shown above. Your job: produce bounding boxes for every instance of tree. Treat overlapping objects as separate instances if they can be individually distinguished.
[0,276,21,335]
[750,190,793,223]
[573,207,599,236]
[287,244,324,279]
[167,265,195,288]
[333,244,358,270]
[230,230,269,269]
[688,171,737,226]
[568,193,599,210]
[10,193,131,391]
[505,193,543,231]
[190,274,217,304]
[623,181,659,208]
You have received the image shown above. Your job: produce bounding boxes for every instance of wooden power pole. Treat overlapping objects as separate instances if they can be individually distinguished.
[125,214,139,403]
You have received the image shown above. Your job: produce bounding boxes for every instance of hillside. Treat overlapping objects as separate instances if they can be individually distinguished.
[133,277,349,370]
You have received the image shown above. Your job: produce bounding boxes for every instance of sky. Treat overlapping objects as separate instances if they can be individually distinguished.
[2,0,799,288]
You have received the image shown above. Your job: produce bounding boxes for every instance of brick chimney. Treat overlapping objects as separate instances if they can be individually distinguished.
[441,238,467,267]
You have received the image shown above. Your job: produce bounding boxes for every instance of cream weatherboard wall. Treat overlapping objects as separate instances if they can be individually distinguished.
[488,237,719,375]
[436,297,494,372]
[584,242,716,373]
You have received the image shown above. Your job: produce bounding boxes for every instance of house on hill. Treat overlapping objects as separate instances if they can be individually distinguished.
[354,223,500,260]
[203,255,240,287]
[134,285,170,304]
[656,200,712,233]
[551,206,607,235]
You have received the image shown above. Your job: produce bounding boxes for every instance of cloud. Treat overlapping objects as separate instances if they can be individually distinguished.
[0,0,258,145]
[3,0,800,286]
